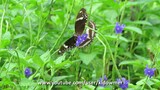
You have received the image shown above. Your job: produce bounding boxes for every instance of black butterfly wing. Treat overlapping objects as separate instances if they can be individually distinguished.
[58,36,77,54]
[75,8,88,36]
[78,21,96,48]
[58,8,88,54]
[58,8,95,54]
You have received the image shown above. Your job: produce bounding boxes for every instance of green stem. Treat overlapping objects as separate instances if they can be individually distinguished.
[119,0,127,22]
[112,34,120,79]
[28,17,32,46]
[96,35,107,76]
[14,50,21,89]
[0,9,5,47]
[105,36,121,78]
[141,77,148,90]
[35,0,55,45]
[130,32,135,53]
[114,34,120,59]
[94,30,121,78]
[25,46,36,57]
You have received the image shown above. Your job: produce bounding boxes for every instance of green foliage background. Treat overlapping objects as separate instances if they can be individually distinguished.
[0,0,160,89]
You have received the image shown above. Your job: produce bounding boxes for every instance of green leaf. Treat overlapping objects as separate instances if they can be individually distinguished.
[0,77,14,87]
[104,10,118,23]
[55,60,73,69]
[52,75,73,82]
[136,78,146,86]
[2,31,11,40]
[1,31,11,47]
[106,35,129,42]
[119,36,129,42]
[119,60,141,66]
[54,54,66,64]
[82,85,95,90]
[13,34,26,39]
[152,79,160,88]
[33,55,43,67]
[8,50,25,59]
[40,50,51,62]
[79,53,97,65]
[125,26,142,34]
[0,49,8,56]
[19,78,37,86]
[132,21,152,26]
[126,0,153,6]
[5,63,17,71]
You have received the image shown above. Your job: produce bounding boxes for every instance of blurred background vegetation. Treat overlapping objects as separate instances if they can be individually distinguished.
[0,0,160,89]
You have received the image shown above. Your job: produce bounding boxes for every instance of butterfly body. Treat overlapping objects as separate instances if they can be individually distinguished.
[58,8,96,54]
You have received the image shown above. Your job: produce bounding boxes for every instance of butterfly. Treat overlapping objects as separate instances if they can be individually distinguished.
[58,8,96,54]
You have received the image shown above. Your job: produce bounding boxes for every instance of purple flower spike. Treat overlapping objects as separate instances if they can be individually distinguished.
[24,68,32,77]
[115,22,125,34]
[103,75,107,81]
[117,77,129,90]
[99,78,104,87]
[76,34,88,46]
[144,65,156,78]
[99,75,108,87]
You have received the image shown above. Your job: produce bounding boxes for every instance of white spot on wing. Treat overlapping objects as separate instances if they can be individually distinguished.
[90,22,96,38]
[58,50,62,54]
[63,44,68,48]
[86,28,90,39]
[76,17,84,21]
[79,11,82,13]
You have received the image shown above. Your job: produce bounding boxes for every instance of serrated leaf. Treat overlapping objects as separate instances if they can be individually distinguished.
[2,31,11,40]
[79,53,97,65]
[8,50,25,59]
[1,31,11,47]
[40,50,51,62]
[125,26,142,34]
[5,63,17,71]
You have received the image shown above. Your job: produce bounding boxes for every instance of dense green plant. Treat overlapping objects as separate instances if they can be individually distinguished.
[0,0,160,90]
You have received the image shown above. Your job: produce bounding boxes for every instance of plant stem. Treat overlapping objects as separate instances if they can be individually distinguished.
[105,36,121,78]
[0,9,5,47]
[35,0,55,45]
[94,30,121,78]
[112,34,120,79]
[141,77,148,90]
[96,35,107,77]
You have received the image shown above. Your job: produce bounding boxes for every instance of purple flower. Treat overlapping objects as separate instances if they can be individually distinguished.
[115,22,125,34]
[144,65,156,78]
[99,75,107,87]
[117,77,129,90]
[76,34,88,46]
[24,68,32,77]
